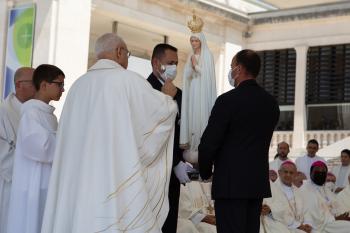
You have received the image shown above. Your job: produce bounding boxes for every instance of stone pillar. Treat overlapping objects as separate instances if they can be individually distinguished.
[33,0,92,117]
[217,42,242,95]
[0,0,10,97]
[292,45,308,149]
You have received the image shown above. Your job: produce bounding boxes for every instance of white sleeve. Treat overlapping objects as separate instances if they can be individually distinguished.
[18,113,56,163]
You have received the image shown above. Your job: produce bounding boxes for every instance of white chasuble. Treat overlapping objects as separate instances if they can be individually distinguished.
[41,59,177,233]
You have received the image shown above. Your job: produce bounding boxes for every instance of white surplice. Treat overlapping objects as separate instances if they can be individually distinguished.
[295,155,326,179]
[331,165,350,189]
[7,99,57,233]
[41,59,177,233]
[0,93,22,233]
[177,181,216,233]
[299,180,350,233]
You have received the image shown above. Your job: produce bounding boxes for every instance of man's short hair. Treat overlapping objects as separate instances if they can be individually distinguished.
[151,43,178,60]
[235,49,261,78]
[33,64,65,91]
[341,149,350,157]
[95,33,123,59]
[307,139,319,147]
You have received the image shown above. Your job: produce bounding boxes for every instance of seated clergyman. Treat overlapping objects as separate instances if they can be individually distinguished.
[299,161,350,233]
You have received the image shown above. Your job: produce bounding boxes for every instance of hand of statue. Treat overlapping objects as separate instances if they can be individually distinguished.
[261,204,271,216]
[202,215,216,225]
[191,55,197,69]
[161,79,177,98]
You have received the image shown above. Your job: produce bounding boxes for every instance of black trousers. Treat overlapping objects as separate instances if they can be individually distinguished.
[161,171,180,233]
[215,198,263,233]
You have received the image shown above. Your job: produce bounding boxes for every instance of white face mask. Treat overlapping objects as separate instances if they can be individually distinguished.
[228,69,235,87]
[160,64,177,81]
[325,181,335,192]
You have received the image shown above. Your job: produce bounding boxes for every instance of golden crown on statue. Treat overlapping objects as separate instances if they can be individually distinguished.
[187,11,204,33]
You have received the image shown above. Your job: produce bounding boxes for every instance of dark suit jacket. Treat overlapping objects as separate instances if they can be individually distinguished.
[147,73,184,167]
[199,79,280,199]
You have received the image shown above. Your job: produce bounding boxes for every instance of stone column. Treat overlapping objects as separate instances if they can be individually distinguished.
[33,0,92,117]
[0,0,10,97]
[292,45,308,149]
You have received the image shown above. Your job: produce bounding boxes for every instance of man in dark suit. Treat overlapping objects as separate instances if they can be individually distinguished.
[147,43,192,233]
[198,49,280,233]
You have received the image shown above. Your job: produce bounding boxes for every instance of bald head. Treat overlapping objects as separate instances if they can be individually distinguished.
[14,67,34,84]
[94,33,129,69]
[14,67,35,103]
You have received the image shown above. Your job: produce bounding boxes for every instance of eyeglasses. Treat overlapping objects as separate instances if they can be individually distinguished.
[120,47,131,58]
[49,81,64,89]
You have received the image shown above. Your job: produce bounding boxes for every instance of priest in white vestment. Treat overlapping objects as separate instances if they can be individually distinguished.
[41,33,178,233]
[269,141,292,173]
[296,140,325,179]
[272,161,316,233]
[299,161,350,233]
[331,149,350,193]
[180,14,216,162]
[0,67,34,233]
[177,181,216,233]
[7,65,65,233]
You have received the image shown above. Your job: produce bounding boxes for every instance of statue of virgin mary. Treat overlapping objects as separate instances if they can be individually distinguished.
[180,13,217,163]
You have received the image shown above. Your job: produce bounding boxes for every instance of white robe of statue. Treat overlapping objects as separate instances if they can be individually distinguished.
[180,32,217,160]
[41,59,177,233]
[295,155,326,179]
[299,180,350,233]
[177,181,216,233]
[331,165,350,189]
[0,93,21,233]
[7,99,57,233]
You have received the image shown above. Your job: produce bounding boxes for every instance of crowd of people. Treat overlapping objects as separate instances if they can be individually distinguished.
[0,15,349,233]
[263,140,350,233]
